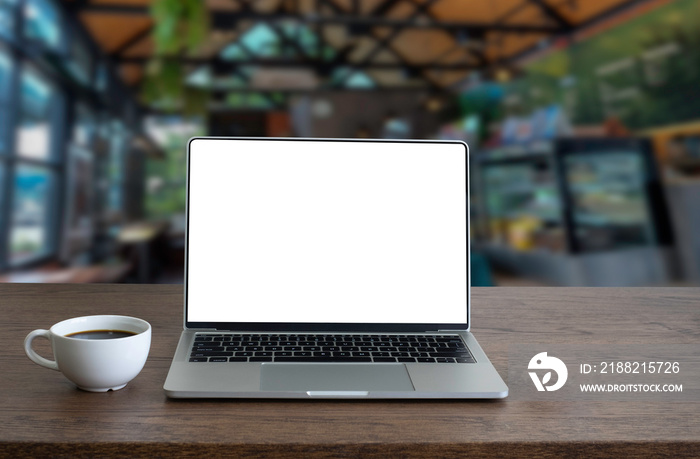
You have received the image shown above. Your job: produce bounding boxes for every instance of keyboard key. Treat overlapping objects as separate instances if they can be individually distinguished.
[191,351,233,357]
[250,357,273,362]
[433,352,471,359]
[274,357,372,363]
[190,333,474,365]
[191,347,219,352]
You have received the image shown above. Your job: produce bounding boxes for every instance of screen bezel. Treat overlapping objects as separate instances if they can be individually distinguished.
[184,137,470,332]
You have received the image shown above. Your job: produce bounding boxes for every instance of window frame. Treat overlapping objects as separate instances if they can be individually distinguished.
[0,0,141,273]
[8,62,64,267]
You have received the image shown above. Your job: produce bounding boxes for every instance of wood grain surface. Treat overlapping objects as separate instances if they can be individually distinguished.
[1,283,699,457]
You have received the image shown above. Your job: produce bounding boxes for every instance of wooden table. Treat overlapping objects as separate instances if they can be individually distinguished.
[2,284,699,457]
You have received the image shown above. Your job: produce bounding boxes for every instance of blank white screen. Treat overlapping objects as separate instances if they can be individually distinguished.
[186,139,467,324]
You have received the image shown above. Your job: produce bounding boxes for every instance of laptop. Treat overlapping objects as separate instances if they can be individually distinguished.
[163,137,508,399]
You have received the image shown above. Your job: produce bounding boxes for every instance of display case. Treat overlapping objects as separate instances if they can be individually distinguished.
[473,137,674,286]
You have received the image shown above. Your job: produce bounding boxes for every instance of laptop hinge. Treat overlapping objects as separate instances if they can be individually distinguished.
[436,329,467,333]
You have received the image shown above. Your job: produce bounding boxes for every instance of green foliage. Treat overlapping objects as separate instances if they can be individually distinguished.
[150,0,209,54]
[502,0,700,130]
[145,130,197,218]
[142,0,210,114]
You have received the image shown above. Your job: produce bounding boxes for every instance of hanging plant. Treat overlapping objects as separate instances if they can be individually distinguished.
[142,0,210,114]
[151,0,209,54]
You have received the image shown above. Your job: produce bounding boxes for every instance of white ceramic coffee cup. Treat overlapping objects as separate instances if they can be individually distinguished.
[24,315,151,392]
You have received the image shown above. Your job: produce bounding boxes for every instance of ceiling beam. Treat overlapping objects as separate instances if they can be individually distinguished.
[110,24,153,56]
[369,0,405,16]
[76,5,562,34]
[334,0,439,88]
[119,56,482,71]
[528,0,574,30]
[208,86,438,97]
[505,0,652,66]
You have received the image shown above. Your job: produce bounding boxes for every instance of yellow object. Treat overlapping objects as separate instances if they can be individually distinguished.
[507,216,542,251]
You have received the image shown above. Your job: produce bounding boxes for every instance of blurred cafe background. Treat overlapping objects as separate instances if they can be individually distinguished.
[1,0,700,286]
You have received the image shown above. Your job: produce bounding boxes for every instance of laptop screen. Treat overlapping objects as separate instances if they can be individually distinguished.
[186,138,469,331]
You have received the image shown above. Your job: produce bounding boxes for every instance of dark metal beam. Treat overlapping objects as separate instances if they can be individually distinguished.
[110,24,153,56]
[419,2,489,76]
[318,0,345,14]
[504,0,651,66]
[208,86,441,97]
[528,0,574,29]
[334,0,439,88]
[119,56,483,71]
[368,0,404,16]
[267,22,311,59]
[78,5,562,34]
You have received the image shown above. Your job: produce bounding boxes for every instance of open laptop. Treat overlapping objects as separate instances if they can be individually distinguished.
[163,137,508,399]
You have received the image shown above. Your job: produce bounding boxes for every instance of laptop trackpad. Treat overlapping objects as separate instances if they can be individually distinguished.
[260,364,415,392]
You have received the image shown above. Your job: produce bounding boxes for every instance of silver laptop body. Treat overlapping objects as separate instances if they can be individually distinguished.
[164,137,508,399]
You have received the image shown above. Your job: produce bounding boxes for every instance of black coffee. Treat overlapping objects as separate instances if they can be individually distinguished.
[66,330,137,340]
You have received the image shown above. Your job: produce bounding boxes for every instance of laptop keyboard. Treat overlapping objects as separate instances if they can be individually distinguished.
[189,333,475,364]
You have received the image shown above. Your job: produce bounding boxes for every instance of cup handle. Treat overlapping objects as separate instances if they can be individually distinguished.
[24,329,59,371]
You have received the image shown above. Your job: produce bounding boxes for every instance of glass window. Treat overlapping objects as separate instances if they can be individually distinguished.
[94,61,108,93]
[0,47,13,155]
[10,164,54,264]
[16,67,54,160]
[72,103,95,146]
[0,0,18,40]
[331,67,375,88]
[0,47,11,96]
[108,121,126,212]
[67,33,93,86]
[239,24,277,58]
[23,0,61,49]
